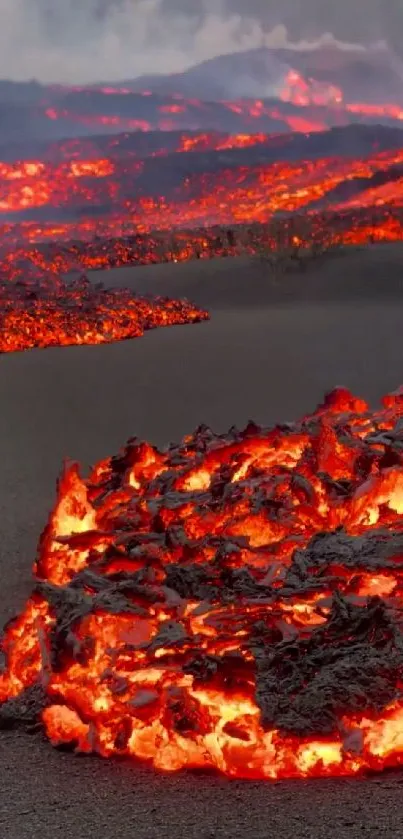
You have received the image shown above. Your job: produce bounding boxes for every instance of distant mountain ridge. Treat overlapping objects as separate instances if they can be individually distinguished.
[0,43,402,107]
[128,45,403,104]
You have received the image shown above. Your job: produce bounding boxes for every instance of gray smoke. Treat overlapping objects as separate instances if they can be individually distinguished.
[0,0,397,84]
[161,0,402,51]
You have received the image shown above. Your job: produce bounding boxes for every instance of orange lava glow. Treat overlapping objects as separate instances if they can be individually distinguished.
[178,132,271,153]
[280,70,344,108]
[42,95,328,136]
[4,388,403,779]
[1,205,403,291]
[37,73,403,141]
[0,273,208,353]
[280,69,403,124]
[44,92,403,139]
[0,130,282,216]
[2,143,403,235]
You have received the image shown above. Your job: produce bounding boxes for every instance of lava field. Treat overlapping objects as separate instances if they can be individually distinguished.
[3,388,403,779]
[2,67,403,150]
[4,120,403,358]
[6,112,403,359]
[1,198,403,358]
[4,48,403,786]
[0,272,208,354]
[3,78,403,286]
[2,126,403,237]
[3,205,403,288]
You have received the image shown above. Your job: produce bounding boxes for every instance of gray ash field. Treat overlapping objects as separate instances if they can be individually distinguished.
[2,244,403,837]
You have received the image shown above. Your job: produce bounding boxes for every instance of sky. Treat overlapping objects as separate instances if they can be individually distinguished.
[161,0,402,48]
[0,0,401,83]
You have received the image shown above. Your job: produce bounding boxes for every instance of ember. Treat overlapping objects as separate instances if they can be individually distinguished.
[0,274,208,353]
[4,388,403,779]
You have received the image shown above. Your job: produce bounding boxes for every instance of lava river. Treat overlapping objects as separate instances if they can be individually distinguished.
[3,388,403,779]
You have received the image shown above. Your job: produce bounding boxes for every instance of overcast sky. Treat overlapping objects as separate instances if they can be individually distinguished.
[160,0,402,47]
[0,0,401,83]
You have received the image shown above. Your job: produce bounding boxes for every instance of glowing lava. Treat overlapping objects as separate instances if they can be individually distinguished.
[2,141,403,237]
[2,204,403,286]
[280,69,403,123]
[0,273,208,353]
[36,75,403,141]
[41,91,329,136]
[4,388,403,779]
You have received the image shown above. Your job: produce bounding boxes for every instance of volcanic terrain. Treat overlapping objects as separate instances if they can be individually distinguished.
[4,36,403,832]
[2,247,403,834]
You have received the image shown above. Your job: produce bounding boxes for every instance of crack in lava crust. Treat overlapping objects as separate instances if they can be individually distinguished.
[4,388,403,778]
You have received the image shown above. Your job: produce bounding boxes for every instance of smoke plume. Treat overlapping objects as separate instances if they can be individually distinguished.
[0,0,388,84]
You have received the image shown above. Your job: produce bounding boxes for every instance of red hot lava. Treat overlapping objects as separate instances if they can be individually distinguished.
[3,388,403,778]
[0,272,208,353]
[38,73,403,139]
[3,205,403,285]
[41,90,329,136]
[3,141,403,239]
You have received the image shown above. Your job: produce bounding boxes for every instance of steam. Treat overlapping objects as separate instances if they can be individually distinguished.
[265,26,382,53]
[0,0,389,84]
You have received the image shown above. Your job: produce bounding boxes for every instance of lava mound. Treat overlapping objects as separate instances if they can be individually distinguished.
[3,387,403,779]
[0,273,208,353]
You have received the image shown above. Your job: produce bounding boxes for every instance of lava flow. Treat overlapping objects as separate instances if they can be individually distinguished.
[41,90,329,136]
[0,273,208,353]
[3,136,403,238]
[2,205,403,283]
[39,78,403,139]
[4,387,403,779]
[281,69,403,124]
[34,72,403,142]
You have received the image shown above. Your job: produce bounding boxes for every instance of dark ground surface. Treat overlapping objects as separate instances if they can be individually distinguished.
[2,243,403,836]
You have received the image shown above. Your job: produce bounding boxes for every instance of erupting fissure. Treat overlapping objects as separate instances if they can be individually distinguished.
[3,388,403,779]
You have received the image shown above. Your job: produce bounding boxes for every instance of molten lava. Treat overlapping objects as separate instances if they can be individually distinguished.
[4,388,403,779]
[0,273,208,353]
[2,205,403,285]
[280,70,344,108]
[3,139,403,238]
[41,91,330,137]
[280,69,403,124]
[39,79,403,140]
